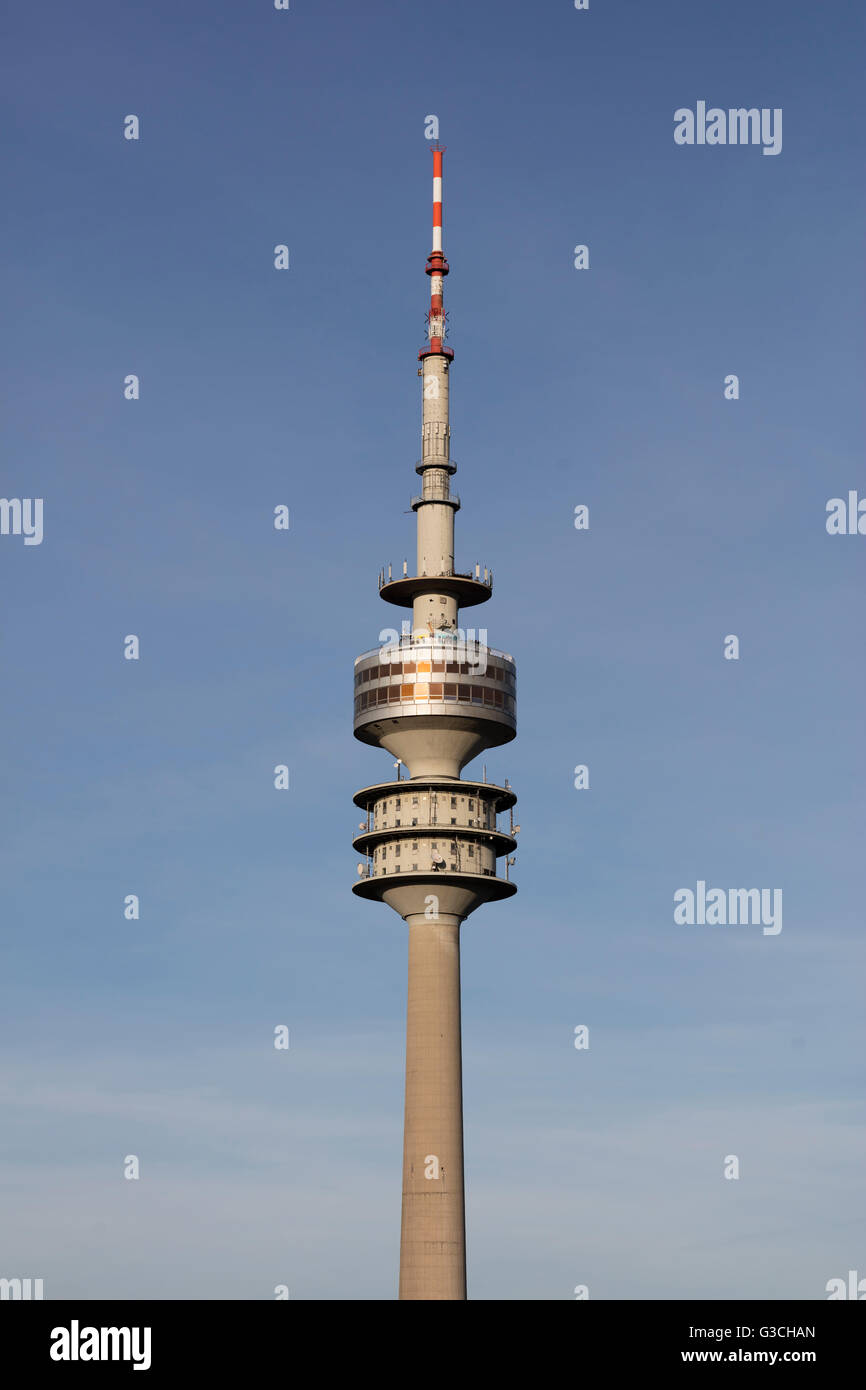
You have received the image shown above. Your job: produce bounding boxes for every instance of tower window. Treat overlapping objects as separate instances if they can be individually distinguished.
[395,798,401,809]
[450,797,457,809]
[450,817,456,825]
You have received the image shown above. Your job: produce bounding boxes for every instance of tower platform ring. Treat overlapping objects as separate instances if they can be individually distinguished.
[353,777,516,812]
[378,574,492,608]
[415,458,457,477]
[353,868,516,907]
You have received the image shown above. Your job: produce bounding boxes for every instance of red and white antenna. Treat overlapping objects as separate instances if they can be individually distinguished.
[421,143,453,360]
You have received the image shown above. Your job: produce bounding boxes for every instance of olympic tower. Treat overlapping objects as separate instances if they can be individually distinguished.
[352,147,518,1300]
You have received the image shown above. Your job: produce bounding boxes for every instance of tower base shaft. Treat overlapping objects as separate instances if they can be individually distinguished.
[398,914,467,1300]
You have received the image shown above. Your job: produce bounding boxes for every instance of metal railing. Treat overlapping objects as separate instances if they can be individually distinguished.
[410,492,460,509]
[356,812,499,835]
[378,565,493,589]
[356,862,513,883]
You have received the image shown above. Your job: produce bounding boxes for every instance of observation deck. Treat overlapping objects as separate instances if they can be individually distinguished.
[378,564,492,609]
[353,639,515,739]
[352,636,516,779]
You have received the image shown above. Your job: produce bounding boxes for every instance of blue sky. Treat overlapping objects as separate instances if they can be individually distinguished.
[1,0,864,1298]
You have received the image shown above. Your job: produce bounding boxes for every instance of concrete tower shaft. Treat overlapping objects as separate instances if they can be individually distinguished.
[352,146,517,1301]
[414,351,458,634]
[398,914,465,1300]
[420,346,451,466]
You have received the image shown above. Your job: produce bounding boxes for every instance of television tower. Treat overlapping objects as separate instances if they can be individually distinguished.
[352,146,517,1301]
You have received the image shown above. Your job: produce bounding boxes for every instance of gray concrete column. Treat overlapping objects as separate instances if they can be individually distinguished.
[398,913,467,1300]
